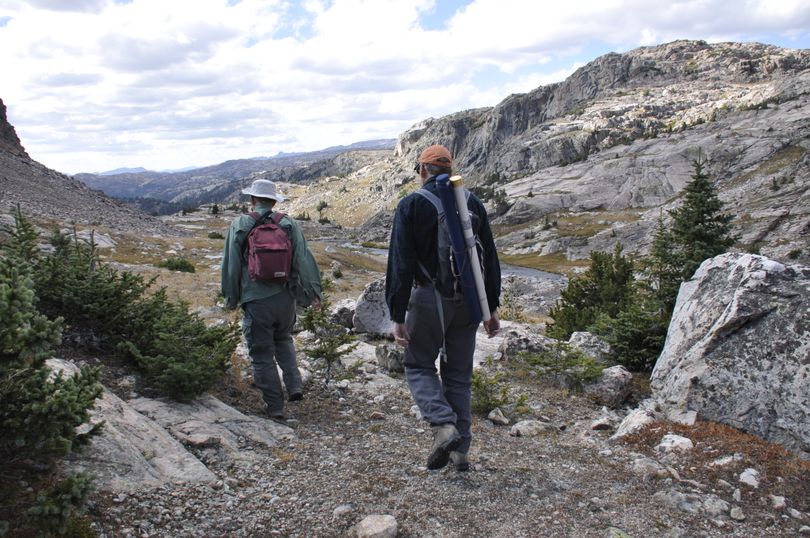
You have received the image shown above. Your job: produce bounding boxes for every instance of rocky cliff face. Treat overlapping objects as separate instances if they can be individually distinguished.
[0,98,177,236]
[392,40,810,264]
[0,98,27,158]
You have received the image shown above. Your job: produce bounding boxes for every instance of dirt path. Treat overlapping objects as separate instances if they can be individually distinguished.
[87,366,809,538]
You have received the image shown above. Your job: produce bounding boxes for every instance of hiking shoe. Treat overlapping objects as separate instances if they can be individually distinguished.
[288,391,303,402]
[264,406,288,424]
[450,451,470,472]
[427,424,461,470]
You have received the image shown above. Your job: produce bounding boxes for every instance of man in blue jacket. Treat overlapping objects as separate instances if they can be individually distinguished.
[386,145,501,471]
[221,179,322,422]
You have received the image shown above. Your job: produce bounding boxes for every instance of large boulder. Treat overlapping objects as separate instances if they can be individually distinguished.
[49,359,218,493]
[650,253,810,457]
[353,278,392,336]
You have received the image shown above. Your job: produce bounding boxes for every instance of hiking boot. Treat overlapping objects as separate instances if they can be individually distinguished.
[427,423,461,470]
[264,406,288,424]
[288,391,303,402]
[450,451,470,472]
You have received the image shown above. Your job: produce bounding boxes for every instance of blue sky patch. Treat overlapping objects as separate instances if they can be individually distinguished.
[419,0,468,31]
[0,16,12,28]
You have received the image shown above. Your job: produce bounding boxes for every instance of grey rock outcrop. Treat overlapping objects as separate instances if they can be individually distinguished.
[650,253,810,457]
[393,41,810,263]
[499,326,556,359]
[353,278,392,336]
[330,298,356,329]
[376,343,404,374]
[49,359,217,493]
[584,365,633,408]
[128,395,293,457]
[568,331,612,364]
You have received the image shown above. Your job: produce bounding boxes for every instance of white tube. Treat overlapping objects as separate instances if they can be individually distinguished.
[450,175,491,322]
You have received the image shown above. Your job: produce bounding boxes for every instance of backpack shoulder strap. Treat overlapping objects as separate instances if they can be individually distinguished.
[415,188,443,216]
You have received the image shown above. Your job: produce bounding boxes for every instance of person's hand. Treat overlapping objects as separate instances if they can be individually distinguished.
[483,312,500,337]
[393,322,410,348]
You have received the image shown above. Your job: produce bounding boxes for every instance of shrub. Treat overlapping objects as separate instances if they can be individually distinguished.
[156,257,196,273]
[591,295,668,372]
[520,342,605,387]
[33,225,238,400]
[471,361,510,415]
[26,473,95,536]
[301,279,357,386]
[547,243,635,340]
[117,289,239,401]
[208,231,225,240]
[787,249,802,260]
[0,209,102,535]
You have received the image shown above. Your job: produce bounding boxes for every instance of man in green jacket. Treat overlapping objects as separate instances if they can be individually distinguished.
[221,179,322,421]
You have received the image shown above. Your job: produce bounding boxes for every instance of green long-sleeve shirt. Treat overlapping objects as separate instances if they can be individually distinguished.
[220,203,322,309]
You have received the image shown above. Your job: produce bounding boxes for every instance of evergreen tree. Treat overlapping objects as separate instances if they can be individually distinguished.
[547,243,635,339]
[0,209,102,535]
[669,157,736,280]
[644,211,682,314]
[301,279,357,386]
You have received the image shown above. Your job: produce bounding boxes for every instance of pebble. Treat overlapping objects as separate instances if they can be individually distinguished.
[769,495,786,510]
[733,488,742,502]
[488,407,510,425]
[656,434,694,453]
[739,468,760,488]
[354,514,397,538]
[729,506,745,521]
[798,525,810,535]
[788,508,803,519]
[332,504,353,519]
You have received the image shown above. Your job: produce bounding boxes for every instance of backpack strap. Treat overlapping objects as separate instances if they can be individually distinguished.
[414,187,471,363]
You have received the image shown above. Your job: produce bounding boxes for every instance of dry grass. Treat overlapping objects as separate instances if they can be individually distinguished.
[623,420,810,510]
[500,251,588,276]
[725,145,806,188]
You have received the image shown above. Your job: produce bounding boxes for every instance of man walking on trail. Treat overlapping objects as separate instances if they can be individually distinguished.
[385,144,501,471]
[221,179,322,422]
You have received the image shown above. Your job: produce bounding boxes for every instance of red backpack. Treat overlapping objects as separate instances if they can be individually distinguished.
[244,211,292,283]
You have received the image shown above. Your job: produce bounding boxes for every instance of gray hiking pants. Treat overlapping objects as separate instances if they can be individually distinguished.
[242,291,301,414]
[404,285,478,454]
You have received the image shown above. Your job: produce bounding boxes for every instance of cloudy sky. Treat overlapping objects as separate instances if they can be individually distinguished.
[1,0,808,174]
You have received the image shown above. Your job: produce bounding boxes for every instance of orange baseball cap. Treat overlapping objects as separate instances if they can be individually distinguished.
[418,144,453,167]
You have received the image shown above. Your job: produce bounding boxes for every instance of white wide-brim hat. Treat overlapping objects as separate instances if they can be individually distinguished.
[241,179,286,202]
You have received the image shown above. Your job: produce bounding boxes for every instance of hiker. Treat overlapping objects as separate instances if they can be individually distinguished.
[221,179,322,422]
[385,144,501,471]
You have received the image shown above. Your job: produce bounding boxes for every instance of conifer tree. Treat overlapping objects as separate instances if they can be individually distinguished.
[301,279,357,386]
[547,243,634,339]
[669,157,735,280]
[0,208,102,535]
[644,211,682,314]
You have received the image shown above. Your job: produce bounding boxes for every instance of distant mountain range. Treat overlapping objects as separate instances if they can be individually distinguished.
[73,138,396,212]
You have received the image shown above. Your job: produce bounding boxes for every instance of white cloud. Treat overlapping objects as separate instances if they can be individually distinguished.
[0,0,808,173]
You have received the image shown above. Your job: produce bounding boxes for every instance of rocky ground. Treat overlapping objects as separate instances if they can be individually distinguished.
[82,348,810,538]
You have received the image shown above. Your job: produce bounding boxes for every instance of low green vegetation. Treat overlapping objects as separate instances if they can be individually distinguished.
[208,231,225,239]
[301,278,358,386]
[156,257,196,273]
[519,342,605,387]
[33,225,239,401]
[547,156,736,371]
[0,208,102,535]
[471,362,510,415]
